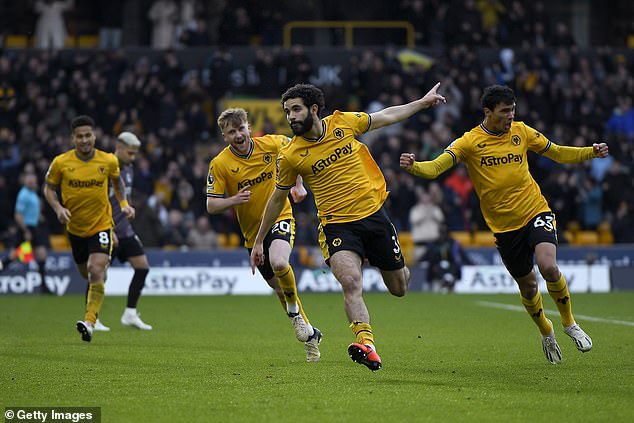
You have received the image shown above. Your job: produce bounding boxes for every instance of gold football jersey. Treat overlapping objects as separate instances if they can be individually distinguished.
[46,149,120,237]
[276,111,388,226]
[445,121,553,233]
[207,135,294,247]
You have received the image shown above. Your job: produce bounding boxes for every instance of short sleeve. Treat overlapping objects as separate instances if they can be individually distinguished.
[275,153,297,190]
[206,160,226,197]
[524,123,552,154]
[444,135,467,164]
[339,111,371,136]
[45,157,62,185]
[109,154,120,178]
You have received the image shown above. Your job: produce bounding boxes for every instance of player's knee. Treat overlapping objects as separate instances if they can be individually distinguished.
[538,264,560,282]
[388,284,406,297]
[386,268,410,297]
[269,258,289,273]
[87,263,106,282]
[518,280,538,299]
[339,273,363,296]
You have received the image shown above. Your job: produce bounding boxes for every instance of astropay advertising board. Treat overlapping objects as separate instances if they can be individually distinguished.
[105,267,272,295]
[455,264,610,293]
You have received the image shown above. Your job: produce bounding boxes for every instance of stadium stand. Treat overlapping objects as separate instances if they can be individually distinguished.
[0,0,632,255]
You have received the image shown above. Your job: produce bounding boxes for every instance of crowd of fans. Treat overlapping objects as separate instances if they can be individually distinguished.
[0,0,631,49]
[1,2,633,250]
[1,42,633,250]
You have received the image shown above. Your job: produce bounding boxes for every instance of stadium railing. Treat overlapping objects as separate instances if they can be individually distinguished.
[282,21,415,48]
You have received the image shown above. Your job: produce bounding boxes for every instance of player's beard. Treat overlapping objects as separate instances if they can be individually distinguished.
[290,114,314,136]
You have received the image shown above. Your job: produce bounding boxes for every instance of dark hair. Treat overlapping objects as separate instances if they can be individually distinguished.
[480,85,515,111]
[70,115,95,131]
[281,84,325,117]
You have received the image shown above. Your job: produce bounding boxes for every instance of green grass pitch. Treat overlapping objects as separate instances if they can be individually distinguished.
[2,292,633,422]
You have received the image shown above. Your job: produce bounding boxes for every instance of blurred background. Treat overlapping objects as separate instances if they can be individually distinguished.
[1,0,633,272]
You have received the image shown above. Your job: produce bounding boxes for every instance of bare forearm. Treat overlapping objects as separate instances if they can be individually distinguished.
[43,184,62,212]
[14,214,27,232]
[206,197,237,214]
[371,100,427,130]
[111,176,129,206]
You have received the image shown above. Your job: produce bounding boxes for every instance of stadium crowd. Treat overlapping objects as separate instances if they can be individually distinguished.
[1,2,633,251]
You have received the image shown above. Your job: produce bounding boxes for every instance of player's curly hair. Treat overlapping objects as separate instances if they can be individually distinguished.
[281,84,325,117]
[70,115,95,131]
[481,85,515,111]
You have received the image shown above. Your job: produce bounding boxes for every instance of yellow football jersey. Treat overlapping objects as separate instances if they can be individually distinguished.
[276,111,388,226]
[46,149,120,237]
[207,135,294,248]
[445,121,552,233]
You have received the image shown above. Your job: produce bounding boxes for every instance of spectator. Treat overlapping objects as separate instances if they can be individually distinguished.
[422,225,472,293]
[409,185,445,262]
[34,0,74,49]
[98,0,124,49]
[148,0,178,49]
[187,215,218,249]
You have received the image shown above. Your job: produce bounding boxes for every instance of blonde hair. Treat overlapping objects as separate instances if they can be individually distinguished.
[217,108,248,133]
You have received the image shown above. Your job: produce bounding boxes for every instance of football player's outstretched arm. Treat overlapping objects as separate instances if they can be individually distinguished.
[369,82,446,131]
[400,152,455,179]
[542,142,609,164]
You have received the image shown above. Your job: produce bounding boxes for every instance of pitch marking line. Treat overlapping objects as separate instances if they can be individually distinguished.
[477,301,634,327]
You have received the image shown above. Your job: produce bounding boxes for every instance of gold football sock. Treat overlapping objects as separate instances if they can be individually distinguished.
[520,292,553,336]
[275,265,311,325]
[546,274,575,327]
[85,283,105,325]
[351,321,375,347]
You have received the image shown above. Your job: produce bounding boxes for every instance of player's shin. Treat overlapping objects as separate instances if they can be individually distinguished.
[520,291,553,336]
[546,274,574,327]
[85,283,105,325]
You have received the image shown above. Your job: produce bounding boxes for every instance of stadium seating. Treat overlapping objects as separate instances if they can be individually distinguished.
[49,234,70,251]
[397,232,414,265]
[449,231,472,247]
[472,231,496,247]
[597,222,614,244]
[574,231,600,245]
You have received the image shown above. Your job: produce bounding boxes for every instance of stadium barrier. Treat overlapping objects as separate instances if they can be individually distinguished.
[282,20,415,48]
[0,248,632,296]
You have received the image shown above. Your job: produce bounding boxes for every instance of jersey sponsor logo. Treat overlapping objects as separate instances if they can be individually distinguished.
[237,171,274,190]
[299,149,309,157]
[511,135,521,145]
[477,142,487,148]
[480,153,523,167]
[230,167,240,173]
[310,143,353,175]
[67,178,105,188]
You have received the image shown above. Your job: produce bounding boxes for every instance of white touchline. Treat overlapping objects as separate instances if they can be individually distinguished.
[477,301,634,327]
